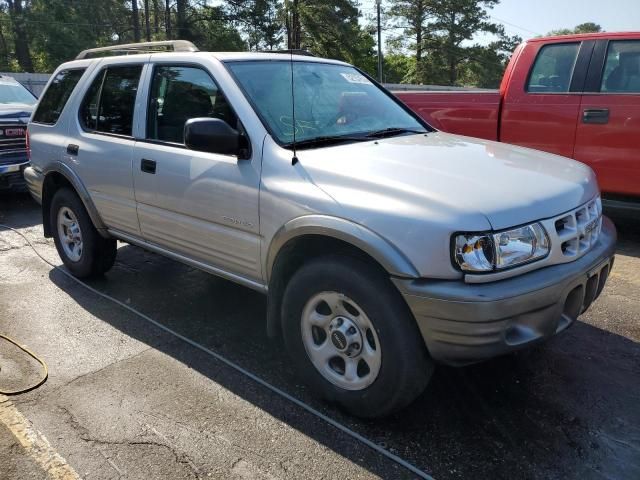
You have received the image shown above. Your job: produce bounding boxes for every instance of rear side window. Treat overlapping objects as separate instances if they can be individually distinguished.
[32,69,85,125]
[601,40,640,93]
[527,43,580,93]
[80,65,142,136]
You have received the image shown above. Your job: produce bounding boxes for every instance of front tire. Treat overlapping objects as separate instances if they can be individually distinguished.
[282,255,433,418]
[50,188,117,278]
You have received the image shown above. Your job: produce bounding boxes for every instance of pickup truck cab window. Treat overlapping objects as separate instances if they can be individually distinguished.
[227,60,426,147]
[147,65,237,144]
[527,43,580,93]
[80,65,142,136]
[601,40,640,93]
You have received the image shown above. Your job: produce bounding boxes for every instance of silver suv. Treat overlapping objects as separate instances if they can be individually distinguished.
[24,41,616,417]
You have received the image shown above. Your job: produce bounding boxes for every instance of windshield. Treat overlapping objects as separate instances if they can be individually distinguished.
[226,60,427,146]
[0,82,36,105]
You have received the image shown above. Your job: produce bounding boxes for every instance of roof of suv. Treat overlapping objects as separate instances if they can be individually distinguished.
[67,41,350,70]
[63,51,349,69]
[210,51,348,64]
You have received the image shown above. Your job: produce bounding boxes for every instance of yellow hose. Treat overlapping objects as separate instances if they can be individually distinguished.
[0,334,48,395]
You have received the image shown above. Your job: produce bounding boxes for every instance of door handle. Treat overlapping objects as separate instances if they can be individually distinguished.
[582,108,609,124]
[67,144,79,155]
[140,158,156,174]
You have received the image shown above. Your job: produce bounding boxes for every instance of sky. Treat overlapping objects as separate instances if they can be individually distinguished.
[361,0,640,46]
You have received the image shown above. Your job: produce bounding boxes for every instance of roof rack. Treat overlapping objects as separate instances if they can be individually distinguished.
[267,49,316,57]
[76,40,199,59]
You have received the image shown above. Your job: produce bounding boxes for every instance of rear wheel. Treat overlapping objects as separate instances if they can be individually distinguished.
[282,255,434,418]
[50,188,117,278]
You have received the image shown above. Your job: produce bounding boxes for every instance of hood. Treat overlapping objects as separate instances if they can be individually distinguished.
[296,131,598,231]
[0,103,33,123]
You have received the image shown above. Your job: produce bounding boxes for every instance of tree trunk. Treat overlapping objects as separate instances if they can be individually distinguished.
[176,0,187,39]
[7,1,33,72]
[415,0,424,68]
[153,0,160,34]
[292,0,300,49]
[165,0,172,38]
[0,23,9,70]
[144,0,151,41]
[285,0,291,49]
[416,26,422,64]
[447,11,456,85]
[132,0,141,42]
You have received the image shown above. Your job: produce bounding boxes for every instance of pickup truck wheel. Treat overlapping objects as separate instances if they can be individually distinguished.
[50,188,117,278]
[281,255,433,418]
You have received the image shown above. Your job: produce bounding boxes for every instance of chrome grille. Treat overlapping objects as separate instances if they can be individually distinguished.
[545,197,602,262]
[0,124,27,158]
[466,196,605,283]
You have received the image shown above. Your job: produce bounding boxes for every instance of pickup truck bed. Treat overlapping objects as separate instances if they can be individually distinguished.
[394,90,500,141]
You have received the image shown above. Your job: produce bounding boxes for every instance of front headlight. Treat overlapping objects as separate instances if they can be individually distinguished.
[454,223,550,272]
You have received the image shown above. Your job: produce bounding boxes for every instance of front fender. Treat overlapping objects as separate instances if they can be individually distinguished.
[265,214,420,282]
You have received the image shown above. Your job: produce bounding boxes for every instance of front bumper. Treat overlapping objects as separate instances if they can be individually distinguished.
[394,217,617,366]
[0,161,29,191]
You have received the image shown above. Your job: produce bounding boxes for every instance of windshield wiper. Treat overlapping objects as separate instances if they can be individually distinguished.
[364,127,426,139]
[284,134,372,149]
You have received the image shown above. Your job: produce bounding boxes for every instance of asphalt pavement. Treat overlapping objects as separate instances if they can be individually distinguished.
[1,192,639,479]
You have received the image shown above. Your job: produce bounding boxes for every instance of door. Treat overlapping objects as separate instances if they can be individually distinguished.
[68,60,145,235]
[575,39,640,197]
[133,63,262,282]
[501,41,593,158]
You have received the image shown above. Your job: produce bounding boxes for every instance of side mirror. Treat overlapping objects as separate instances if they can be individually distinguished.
[184,117,242,156]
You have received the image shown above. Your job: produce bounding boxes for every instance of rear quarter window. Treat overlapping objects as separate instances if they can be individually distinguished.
[32,69,86,125]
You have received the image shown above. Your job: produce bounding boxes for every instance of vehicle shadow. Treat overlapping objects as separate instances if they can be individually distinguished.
[0,192,42,228]
[47,243,640,480]
[606,208,640,259]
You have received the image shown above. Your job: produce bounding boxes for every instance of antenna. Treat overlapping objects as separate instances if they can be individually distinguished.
[290,50,299,166]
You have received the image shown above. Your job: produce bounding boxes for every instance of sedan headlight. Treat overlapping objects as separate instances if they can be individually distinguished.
[454,223,550,272]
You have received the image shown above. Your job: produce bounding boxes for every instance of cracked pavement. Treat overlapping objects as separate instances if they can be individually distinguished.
[1,192,640,479]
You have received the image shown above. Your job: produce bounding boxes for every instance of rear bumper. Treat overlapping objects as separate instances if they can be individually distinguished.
[0,161,29,191]
[23,165,44,204]
[394,217,617,366]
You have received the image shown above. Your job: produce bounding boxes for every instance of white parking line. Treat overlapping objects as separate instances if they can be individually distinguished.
[0,395,81,480]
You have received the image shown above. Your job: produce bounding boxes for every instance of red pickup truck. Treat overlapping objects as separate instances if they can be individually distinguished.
[394,32,640,206]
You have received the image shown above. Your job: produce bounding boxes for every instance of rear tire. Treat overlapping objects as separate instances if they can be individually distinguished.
[282,255,433,418]
[50,188,117,278]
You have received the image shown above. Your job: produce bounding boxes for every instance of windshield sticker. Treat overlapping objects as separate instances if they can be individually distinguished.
[340,72,372,85]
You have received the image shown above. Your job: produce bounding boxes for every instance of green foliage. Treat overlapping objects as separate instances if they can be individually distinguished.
[0,0,524,89]
[547,22,603,37]
[26,0,132,72]
[0,0,377,73]
[383,52,417,83]
[181,4,245,52]
[284,0,376,74]
[387,0,521,87]
[227,0,282,50]
[387,0,429,62]
[0,0,245,72]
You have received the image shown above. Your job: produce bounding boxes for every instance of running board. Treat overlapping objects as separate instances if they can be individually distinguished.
[107,229,267,293]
